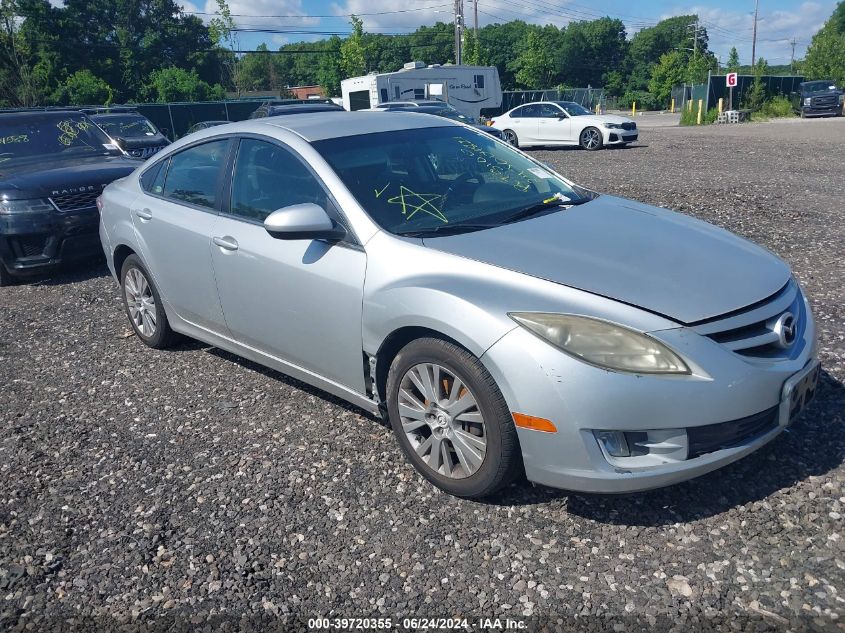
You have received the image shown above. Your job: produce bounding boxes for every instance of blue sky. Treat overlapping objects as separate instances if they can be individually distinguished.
[178,0,836,68]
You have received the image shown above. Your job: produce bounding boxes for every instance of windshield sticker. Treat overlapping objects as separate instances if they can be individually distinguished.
[543,192,571,204]
[374,182,390,198]
[103,143,120,151]
[528,167,553,179]
[0,134,29,145]
[56,119,93,146]
[387,186,448,223]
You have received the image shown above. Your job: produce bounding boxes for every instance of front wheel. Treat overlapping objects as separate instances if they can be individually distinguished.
[502,129,519,148]
[580,126,603,151]
[386,338,522,498]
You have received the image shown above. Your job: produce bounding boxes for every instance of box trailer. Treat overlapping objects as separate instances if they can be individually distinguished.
[341,62,502,120]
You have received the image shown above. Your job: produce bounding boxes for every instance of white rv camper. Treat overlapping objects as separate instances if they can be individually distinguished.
[341,62,502,120]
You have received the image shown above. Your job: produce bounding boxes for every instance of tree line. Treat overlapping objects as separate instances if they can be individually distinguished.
[1,0,843,109]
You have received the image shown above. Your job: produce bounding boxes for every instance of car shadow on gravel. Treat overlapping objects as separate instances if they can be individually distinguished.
[22,260,110,286]
[486,368,844,525]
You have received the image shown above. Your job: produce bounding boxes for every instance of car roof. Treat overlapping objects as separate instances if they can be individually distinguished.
[378,100,445,107]
[0,110,85,119]
[267,103,343,113]
[90,112,147,119]
[257,110,457,141]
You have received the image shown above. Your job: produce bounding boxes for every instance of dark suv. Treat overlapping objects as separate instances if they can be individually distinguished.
[88,109,170,158]
[248,100,343,119]
[793,80,844,117]
[0,110,138,285]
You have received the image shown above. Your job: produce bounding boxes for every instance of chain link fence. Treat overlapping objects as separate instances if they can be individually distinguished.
[672,75,804,112]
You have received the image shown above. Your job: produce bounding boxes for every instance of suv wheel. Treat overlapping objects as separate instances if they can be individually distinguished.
[386,338,521,498]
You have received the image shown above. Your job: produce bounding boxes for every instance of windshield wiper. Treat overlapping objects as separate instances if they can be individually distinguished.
[395,222,499,238]
[501,195,588,225]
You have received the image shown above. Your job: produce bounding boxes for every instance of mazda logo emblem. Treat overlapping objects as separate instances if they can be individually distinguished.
[773,312,797,349]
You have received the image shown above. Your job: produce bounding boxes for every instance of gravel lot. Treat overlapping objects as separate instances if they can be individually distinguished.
[1,117,843,631]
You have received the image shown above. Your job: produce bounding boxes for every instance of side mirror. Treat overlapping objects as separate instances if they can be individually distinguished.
[557,112,568,119]
[113,136,127,149]
[264,203,346,241]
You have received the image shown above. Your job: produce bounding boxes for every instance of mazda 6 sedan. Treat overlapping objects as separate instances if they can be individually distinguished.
[98,112,819,498]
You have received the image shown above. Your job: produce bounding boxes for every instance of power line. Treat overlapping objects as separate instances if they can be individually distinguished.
[182,4,453,19]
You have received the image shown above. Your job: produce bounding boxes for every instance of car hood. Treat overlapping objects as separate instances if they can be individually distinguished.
[573,114,634,125]
[422,195,790,324]
[0,155,139,200]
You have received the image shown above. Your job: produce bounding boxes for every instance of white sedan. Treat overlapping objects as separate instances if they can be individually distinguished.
[490,101,638,150]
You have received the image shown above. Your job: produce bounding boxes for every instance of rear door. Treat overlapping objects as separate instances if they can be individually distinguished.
[209,136,367,391]
[132,138,231,333]
[508,105,540,144]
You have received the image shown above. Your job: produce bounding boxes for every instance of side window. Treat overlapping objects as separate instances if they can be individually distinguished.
[511,106,525,118]
[413,88,425,99]
[161,139,229,209]
[229,138,327,223]
[520,104,540,118]
[140,160,165,193]
[393,85,400,100]
[537,104,562,118]
[380,88,388,103]
[474,74,485,89]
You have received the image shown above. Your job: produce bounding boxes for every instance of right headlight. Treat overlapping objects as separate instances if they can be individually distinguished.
[804,97,812,106]
[509,312,690,375]
[0,198,55,215]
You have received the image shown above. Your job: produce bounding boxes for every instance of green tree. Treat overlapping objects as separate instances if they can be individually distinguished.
[627,15,702,91]
[317,36,343,96]
[0,0,53,106]
[648,50,687,106]
[463,28,482,65]
[726,46,740,72]
[52,69,112,105]
[686,51,717,84]
[803,2,845,85]
[744,57,769,110]
[340,15,367,77]
[513,30,555,88]
[142,66,224,102]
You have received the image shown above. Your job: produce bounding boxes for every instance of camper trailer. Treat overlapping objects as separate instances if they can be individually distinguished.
[341,62,502,120]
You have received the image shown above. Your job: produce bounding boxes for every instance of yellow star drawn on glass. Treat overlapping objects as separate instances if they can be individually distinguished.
[387,186,448,223]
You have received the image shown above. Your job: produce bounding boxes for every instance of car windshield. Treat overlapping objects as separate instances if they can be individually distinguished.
[802,81,837,93]
[95,114,158,138]
[313,126,590,236]
[0,113,120,167]
[556,102,592,116]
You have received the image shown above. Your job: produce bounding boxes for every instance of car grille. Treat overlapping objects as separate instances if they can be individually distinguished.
[621,122,636,130]
[691,278,805,360]
[687,406,778,458]
[128,146,165,159]
[49,191,101,213]
[811,95,837,107]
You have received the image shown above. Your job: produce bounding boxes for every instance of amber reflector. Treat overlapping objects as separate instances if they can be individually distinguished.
[512,413,557,433]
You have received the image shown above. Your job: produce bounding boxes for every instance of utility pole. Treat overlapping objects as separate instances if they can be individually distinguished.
[474,0,478,36]
[454,0,463,65]
[688,19,702,56]
[789,37,797,72]
[751,0,760,67]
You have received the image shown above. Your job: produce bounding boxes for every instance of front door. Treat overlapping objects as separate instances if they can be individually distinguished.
[210,137,367,392]
[536,103,572,143]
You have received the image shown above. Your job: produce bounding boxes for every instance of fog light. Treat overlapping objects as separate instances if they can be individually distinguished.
[594,430,630,457]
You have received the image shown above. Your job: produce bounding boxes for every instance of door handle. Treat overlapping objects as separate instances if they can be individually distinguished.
[213,236,239,251]
[134,208,152,220]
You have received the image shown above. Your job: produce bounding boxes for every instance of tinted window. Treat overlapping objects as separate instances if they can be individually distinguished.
[162,140,229,209]
[537,103,562,118]
[229,138,327,222]
[474,74,485,89]
[512,105,539,118]
[140,161,164,193]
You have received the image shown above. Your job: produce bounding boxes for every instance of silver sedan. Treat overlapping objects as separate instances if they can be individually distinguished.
[98,112,819,498]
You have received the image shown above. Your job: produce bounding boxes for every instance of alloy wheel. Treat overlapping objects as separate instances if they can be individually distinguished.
[124,267,157,337]
[582,128,600,149]
[503,130,518,146]
[397,362,487,479]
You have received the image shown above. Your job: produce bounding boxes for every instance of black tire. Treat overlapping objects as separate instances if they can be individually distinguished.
[502,129,519,148]
[120,254,179,349]
[579,126,603,151]
[386,337,522,498]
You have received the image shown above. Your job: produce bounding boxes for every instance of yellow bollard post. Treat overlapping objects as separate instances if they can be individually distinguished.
[718,97,723,115]
[631,101,636,117]
[596,103,600,114]
[697,99,703,125]
[671,97,675,113]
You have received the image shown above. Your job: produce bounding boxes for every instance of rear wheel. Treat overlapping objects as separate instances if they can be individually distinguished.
[0,265,12,287]
[386,338,521,498]
[502,129,519,148]
[580,126,603,151]
[120,254,178,349]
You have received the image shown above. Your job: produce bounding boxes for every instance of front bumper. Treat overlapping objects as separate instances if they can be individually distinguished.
[802,105,842,117]
[604,129,638,144]
[0,206,101,278]
[481,308,817,493]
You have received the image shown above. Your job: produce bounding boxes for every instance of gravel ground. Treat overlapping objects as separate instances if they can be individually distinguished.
[1,118,843,632]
